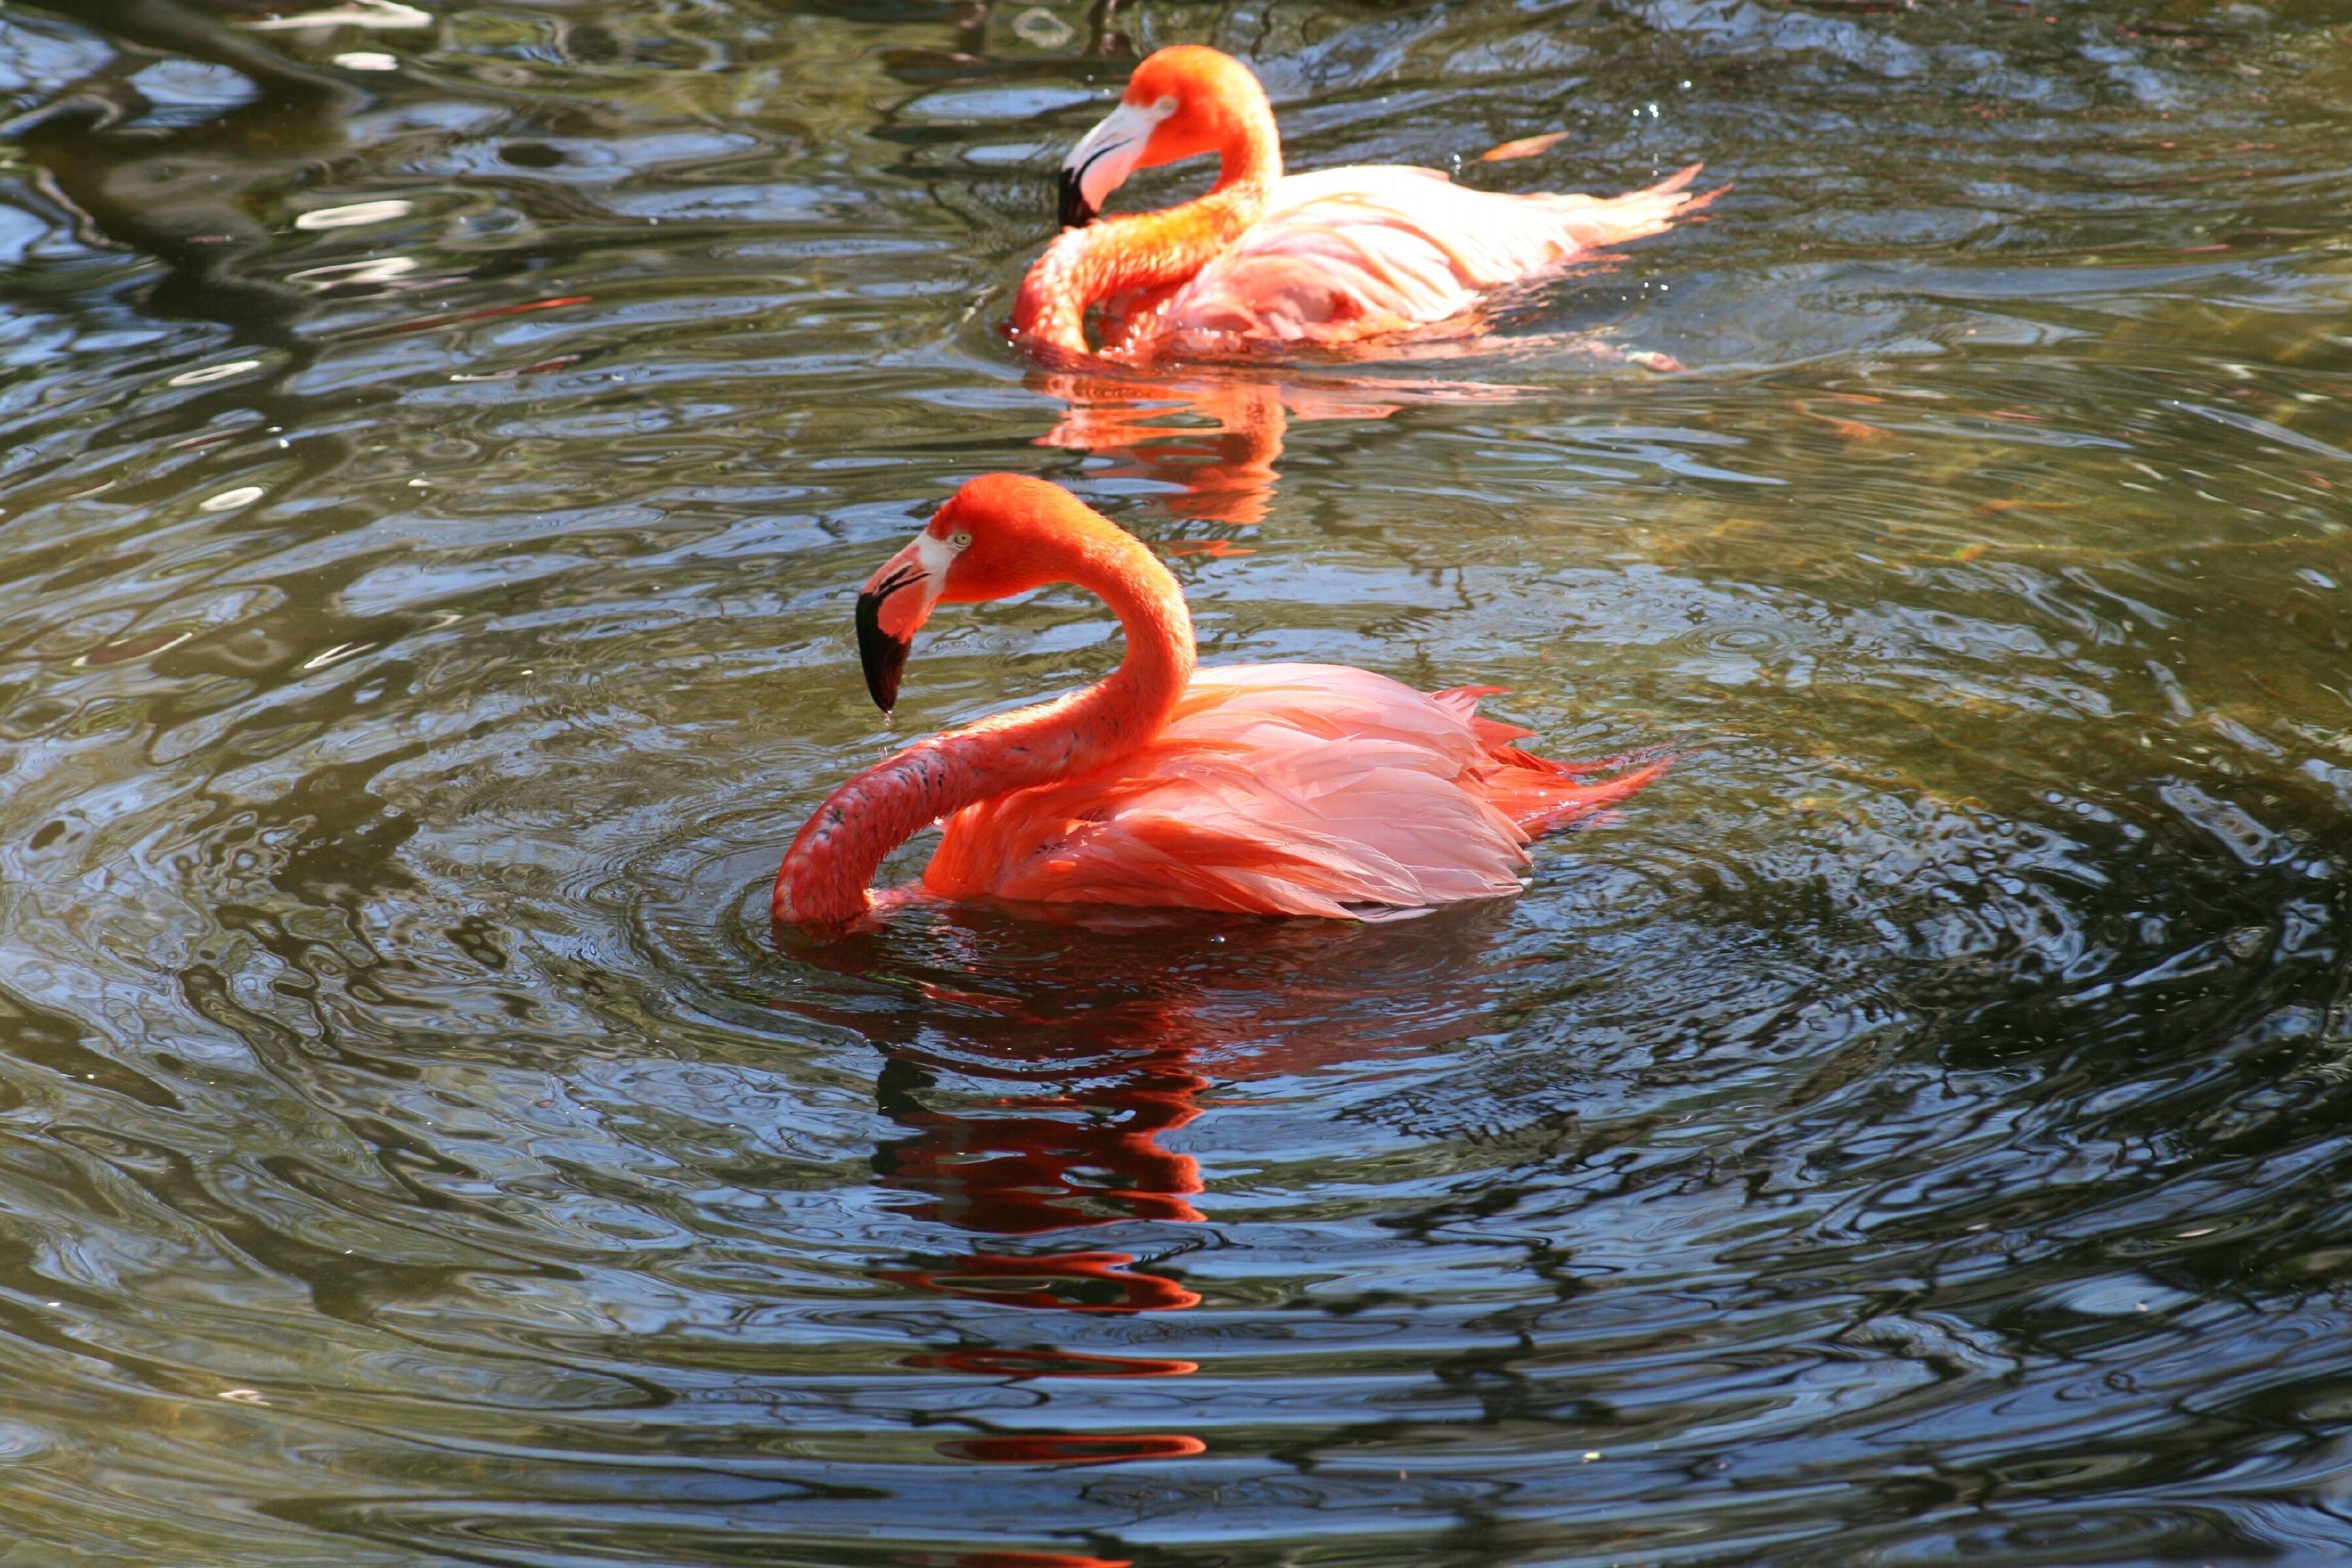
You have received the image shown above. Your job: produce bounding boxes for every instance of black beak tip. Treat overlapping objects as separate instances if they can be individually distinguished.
[855,590,910,717]
[1058,167,1098,230]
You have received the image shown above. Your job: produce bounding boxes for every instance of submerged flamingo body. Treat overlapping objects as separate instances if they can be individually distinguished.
[1102,164,1707,355]
[1015,46,1714,359]
[929,664,1659,917]
[773,475,1663,927]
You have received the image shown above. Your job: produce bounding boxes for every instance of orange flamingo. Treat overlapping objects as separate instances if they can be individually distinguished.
[1011,45,1716,361]
[771,474,1663,926]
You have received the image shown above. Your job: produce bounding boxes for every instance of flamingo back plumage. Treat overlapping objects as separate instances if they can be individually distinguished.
[921,663,1663,919]
[1114,163,1713,353]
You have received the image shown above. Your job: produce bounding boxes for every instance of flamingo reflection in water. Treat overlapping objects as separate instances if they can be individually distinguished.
[774,896,1541,1324]
[1028,349,1682,532]
[869,984,1210,1317]
[768,903,1563,1475]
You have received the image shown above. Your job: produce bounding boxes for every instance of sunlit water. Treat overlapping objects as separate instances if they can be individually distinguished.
[3,1,2352,1563]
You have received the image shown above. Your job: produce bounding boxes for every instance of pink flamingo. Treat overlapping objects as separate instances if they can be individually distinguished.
[1011,44,1716,361]
[772,475,1664,926]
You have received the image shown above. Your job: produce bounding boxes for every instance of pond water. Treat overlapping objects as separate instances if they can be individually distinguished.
[3,0,2352,1563]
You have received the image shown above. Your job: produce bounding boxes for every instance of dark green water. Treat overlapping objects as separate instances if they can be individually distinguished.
[3,0,2352,1563]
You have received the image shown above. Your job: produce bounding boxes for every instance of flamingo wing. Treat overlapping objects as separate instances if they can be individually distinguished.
[921,664,1661,918]
[1121,163,1709,351]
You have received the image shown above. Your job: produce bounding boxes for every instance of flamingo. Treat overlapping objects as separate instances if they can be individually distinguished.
[772,474,1665,927]
[1010,44,1716,361]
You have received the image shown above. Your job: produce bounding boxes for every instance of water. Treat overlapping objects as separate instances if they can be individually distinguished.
[2,0,2351,1562]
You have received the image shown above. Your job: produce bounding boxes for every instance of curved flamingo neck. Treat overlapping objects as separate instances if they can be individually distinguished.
[774,531,1194,925]
[1012,91,1282,358]
[1204,85,1283,195]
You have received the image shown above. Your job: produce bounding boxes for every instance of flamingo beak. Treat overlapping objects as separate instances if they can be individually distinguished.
[1058,98,1164,229]
[855,536,947,715]
[1057,166,1099,230]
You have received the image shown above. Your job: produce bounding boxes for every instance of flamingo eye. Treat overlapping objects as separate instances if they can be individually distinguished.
[951,531,973,549]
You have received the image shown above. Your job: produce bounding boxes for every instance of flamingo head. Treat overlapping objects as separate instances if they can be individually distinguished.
[856,475,1114,713]
[1058,46,1268,228]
